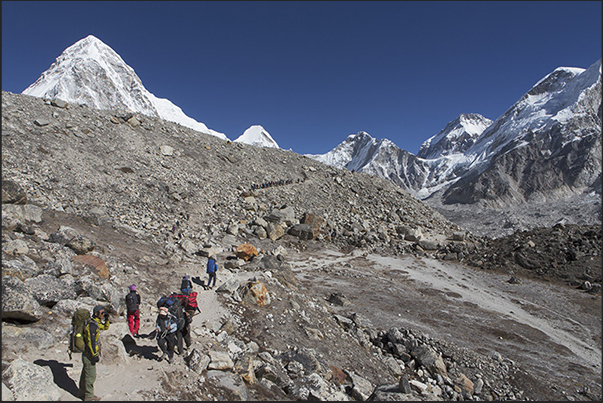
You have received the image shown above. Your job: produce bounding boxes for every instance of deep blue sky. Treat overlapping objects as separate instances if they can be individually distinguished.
[2,1,601,155]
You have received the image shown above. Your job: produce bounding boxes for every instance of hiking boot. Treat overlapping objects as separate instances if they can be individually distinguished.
[158,353,166,362]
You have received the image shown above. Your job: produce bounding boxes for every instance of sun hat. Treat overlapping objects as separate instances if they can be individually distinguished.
[129,284,136,291]
[159,307,168,315]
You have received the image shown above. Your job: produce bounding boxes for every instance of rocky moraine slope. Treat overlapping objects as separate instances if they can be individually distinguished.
[2,90,601,401]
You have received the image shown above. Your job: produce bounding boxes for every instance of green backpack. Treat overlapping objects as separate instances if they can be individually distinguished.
[69,308,91,359]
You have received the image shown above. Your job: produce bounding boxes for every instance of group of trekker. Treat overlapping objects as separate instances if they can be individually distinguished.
[250,178,302,190]
[73,255,219,401]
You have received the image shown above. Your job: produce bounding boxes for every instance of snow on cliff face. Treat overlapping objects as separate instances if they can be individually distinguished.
[464,61,600,166]
[310,59,601,203]
[233,125,279,148]
[417,113,492,159]
[22,35,227,140]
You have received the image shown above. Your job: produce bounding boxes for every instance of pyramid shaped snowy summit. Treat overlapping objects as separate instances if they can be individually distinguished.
[234,125,279,148]
[23,35,227,140]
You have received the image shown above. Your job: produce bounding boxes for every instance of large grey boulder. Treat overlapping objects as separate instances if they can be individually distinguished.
[288,223,315,240]
[25,274,78,306]
[1,324,55,350]
[2,276,44,321]
[410,344,448,377]
[264,206,296,225]
[208,350,234,370]
[298,372,351,401]
[186,348,211,374]
[345,370,375,401]
[2,204,43,223]
[2,256,40,279]
[2,358,62,401]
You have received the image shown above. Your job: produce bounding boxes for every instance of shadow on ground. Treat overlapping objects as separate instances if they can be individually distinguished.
[34,359,79,398]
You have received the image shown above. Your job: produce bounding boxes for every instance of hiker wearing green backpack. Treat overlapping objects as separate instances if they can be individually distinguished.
[78,305,110,401]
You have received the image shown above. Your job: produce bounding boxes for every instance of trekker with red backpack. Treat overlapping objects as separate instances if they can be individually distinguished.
[125,284,141,337]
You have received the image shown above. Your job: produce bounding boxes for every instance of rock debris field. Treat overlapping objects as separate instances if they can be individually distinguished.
[2,90,601,401]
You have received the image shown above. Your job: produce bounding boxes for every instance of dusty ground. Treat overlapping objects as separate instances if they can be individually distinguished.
[9,210,602,401]
[288,243,602,400]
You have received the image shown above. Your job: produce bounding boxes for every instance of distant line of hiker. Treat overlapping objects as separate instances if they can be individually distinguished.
[69,255,220,400]
[251,178,304,190]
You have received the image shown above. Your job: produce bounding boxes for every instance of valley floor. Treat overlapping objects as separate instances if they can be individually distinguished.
[23,243,601,401]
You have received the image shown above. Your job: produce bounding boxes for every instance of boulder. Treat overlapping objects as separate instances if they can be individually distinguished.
[327,292,350,306]
[48,226,80,245]
[345,370,374,401]
[186,349,211,374]
[300,372,351,401]
[2,256,40,279]
[1,324,55,350]
[233,354,257,384]
[405,228,423,242]
[266,222,285,240]
[280,347,329,377]
[2,179,27,204]
[264,206,296,225]
[25,274,78,306]
[255,362,292,391]
[206,370,248,400]
[2,204,43,223]
[239,280,271,307]
[236,243,258,261]
[71,255,109,278]
[410,344,447,377]
[160,145,174,156]
[66,235,95,254]
[3,358,62,401]
[51,98,68,108]
[454,373,474,396]
[2,239,29,257]
[2,276,44,321]
[208,350,234,370]
[288,223,315,240]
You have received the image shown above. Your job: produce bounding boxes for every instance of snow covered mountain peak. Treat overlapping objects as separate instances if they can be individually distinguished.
[233,125,279,148]
[22,35,227,140]
[417,113,492,159]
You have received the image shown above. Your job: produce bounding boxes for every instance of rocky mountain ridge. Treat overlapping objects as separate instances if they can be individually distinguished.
[309,60,602,238]
[2,89,601,401]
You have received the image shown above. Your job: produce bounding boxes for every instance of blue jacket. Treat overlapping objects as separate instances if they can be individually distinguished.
[206,258,217,274]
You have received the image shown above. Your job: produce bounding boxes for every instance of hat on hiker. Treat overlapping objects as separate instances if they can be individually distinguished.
[93,305,105,315]
[159,307,168,315]
[183,275,190,281]
[129,284,136,291]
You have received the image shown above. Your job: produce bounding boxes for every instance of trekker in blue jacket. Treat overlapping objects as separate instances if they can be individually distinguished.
[206,255,218,290]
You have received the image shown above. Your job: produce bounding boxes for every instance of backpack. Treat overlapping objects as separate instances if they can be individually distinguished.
[158,295,185,331]
[180,277,192,295]
[69,308,91,359]
[125,291,139,312]
[187,292,199,311]
[169,293,189,310]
